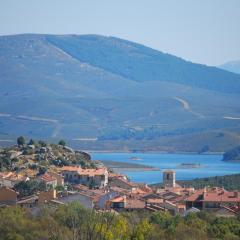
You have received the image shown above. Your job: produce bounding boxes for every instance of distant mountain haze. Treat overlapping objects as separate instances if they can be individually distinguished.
[0,34,240,152]
[219,60,240,74]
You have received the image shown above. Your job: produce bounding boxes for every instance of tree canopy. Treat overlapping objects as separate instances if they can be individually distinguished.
[17,136,25,146]
[0,202,239,240]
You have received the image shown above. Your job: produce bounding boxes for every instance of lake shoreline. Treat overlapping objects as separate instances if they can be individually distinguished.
[89,150,223,156]
[92,152,240,184]
[110,167,160,172]
[103,160,160,172]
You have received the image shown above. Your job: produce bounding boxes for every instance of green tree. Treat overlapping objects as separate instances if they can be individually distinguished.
[14,180,46,197]
[28,139,36,146]
[132,219,154,240]
[17,136,25,146]
[55,185,65,191]
[58,139,66,146]
[38,140,47,147]
[38,166,47,175]
[0,154,12,171]
[0,207,46,240]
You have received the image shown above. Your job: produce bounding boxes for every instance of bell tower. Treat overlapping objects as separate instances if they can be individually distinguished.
[163,170,176,188]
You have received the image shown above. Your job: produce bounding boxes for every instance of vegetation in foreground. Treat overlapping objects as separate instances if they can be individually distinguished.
[152,174,240,191]
[0,202,240,240]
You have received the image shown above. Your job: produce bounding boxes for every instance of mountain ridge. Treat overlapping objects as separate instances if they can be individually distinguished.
[0,34,240,152]
[46,34,240,94]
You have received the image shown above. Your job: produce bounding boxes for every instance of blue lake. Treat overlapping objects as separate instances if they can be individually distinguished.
[91,152,240,184]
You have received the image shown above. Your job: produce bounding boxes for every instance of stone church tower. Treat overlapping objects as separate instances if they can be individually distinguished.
[163,170,176,188]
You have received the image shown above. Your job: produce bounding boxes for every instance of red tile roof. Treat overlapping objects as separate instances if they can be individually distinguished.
[110,196,125,203]
[60,166,81,172]
[114,177,139,187]
[40,173,56,183]
[204,190,240,202]
[126,198,146,209]
[0,172,27,181]
[110,196,145,209]
[185,189,204,202]
[146,198,164,204]
[186,188,240,203]
[73,184,108,202]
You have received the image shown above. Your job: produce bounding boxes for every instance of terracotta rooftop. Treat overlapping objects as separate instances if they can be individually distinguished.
[146,198,164,204]
[131,188,147,195]
[108,172,125,178]
[186,188,240,203]
[109,195,145,209]
[0,172,27,181]
[60,166,81,172]
[108,186,132,195]
[185,189,204,202]
[225,205,240,213]
[219,205,240,215]
[114,177,139,187]
[158,191,181,200]
[0,172,13,178]
[40,173,56,183]
[110,196,125,203]
[204,189,240,202]
[17,195,38,204]
[126,198,146,209]
[73,184,107,202]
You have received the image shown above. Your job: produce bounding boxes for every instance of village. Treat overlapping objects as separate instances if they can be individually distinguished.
[0,139,240,218]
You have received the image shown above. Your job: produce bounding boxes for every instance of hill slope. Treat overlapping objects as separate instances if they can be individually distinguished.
[0,34,240,152]
[223,146,240,162]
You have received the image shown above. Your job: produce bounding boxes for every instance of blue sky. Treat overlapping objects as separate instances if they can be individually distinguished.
[0,0,239,65]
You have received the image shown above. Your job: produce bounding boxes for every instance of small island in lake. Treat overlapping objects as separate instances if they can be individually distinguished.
[177,163,203,169]
[129,156,142,161]
[102,160,159,172]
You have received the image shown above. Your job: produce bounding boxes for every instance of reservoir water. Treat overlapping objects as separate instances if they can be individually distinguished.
[91,152,240,184]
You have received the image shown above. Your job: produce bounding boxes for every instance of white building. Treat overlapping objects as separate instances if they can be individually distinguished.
[39,173,58,189]
[60,166,108,188]
[0,172,28,188]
